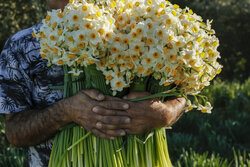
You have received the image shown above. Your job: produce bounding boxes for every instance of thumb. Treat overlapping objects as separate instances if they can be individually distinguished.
[82,89,105,101]
[123,91,151,100]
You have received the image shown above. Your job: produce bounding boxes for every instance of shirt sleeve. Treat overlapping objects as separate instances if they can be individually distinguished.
[0,37,33,114]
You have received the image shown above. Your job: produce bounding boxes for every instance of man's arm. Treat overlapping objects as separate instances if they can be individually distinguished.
[5,98,70,147]
[5,89,131,147]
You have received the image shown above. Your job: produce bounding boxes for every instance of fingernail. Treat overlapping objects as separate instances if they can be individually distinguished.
[98,94,104,100]
[96,122,102,128]
[123,104,129,109]
[92,107,98,113]
[125,118,131,123]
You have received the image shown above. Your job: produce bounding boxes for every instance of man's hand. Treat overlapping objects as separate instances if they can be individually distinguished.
[5,89,130,147]
[63,89,131,140]
[93,91,186,135]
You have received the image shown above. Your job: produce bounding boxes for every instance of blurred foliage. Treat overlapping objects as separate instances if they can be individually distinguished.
[0,0,47,50]
[175,148,250,167]
[167,78,250,164]
[0,116,28,167]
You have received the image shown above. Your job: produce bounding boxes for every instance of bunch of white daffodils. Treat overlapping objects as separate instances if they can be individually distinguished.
[33,0,115,75]
[93,0,222,113]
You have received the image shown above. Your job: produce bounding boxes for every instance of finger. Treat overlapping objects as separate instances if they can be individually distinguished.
[96,122,129,130]
[124,129,135,135]
[124,128,143,135]
[82,89,105,101]
[104,95,123,101]
[99,100,129,110]
[104,129,126,137]
[92,106,129,116]
[91,128,115,140]
[124,91,151,100]
[95,115,131,125]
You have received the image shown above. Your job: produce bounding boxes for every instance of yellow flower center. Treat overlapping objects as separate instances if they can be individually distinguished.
[147,38,153,45]
[90,33,97,39]
[169,54,176,61]
[164,47,168,54]
[134,45,141,52]
[96,11,101,17]
[123,39,129,44]
[132,32,137,38]
[98,28,105,35]
[68,36,74,42]
[135,1,140,7]
[147,0,153,5]
[72,15,79,21]
[106,75,113,80]
[78,43,85,49]
[184,54,191,59]
[147,23,153,29]
[57,12,63,18]
[69,54,76,59]
[111,47,118,53]
[50,35,56,41]
[85,23,92,29]
[136,28,143,34]
[137,67,144,73]
[157,30,163,37]
[166,19,172,25]
[116,54,123,60]
[82,5,88,11]
[153,52,159,59]
[58,60,64,65]
[146,7,152,13]
[98,60,105,67]
[79,34,85,41]
[82,54,88,59]
[105,33,111,39]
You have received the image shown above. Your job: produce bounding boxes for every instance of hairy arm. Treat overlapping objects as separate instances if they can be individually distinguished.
[5,98,70,147]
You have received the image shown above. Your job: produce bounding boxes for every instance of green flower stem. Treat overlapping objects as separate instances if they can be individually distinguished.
[67,132,91,151]
[130,92,184,102]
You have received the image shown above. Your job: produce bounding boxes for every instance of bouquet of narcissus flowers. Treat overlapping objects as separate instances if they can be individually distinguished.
[33,0,222,166]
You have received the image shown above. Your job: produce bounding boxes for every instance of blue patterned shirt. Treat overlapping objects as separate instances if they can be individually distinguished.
[0,23,64,167]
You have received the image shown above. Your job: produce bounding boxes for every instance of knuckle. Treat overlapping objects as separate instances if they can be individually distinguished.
[94,106,104,114]
[91,128,97,134]
[103,116,111,123]
[102,109,109,115]
[111,118,120,124]
[110,110,116,116]
[93,114,102,122]
[120,117,130,124]
[133,128,141,134]
[115,102,124,109]
[107,101,113,108]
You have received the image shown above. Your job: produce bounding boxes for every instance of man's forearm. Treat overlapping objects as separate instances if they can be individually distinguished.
[5,98,71,147]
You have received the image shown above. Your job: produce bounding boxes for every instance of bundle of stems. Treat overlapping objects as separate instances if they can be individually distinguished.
[49,65,179,167]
